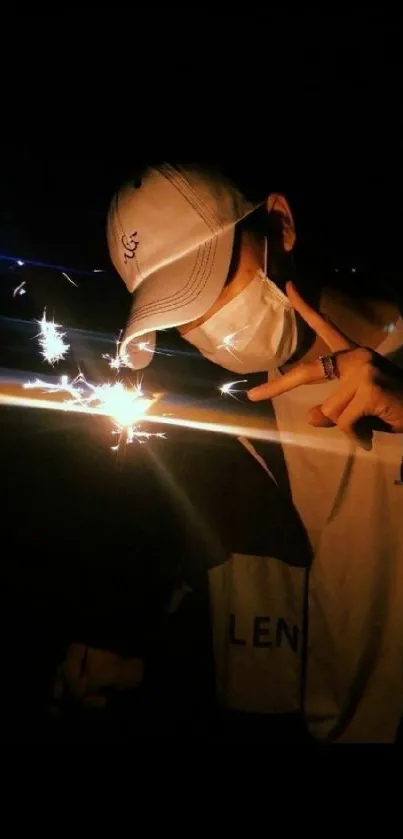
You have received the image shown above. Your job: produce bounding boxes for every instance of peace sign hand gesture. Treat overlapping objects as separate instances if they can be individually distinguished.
[248,282,403,450]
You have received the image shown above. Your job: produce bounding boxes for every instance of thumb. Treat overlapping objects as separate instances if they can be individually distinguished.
[307,405,336,428]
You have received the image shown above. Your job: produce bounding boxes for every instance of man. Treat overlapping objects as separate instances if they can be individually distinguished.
[52,383,313,742]
[106,163,403,742]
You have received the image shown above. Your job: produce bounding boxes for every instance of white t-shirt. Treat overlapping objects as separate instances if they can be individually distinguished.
[272,321,403,742]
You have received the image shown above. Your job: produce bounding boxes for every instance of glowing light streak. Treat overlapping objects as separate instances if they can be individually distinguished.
[13,281,26,297]
[22,373,159,450]
[219,379,248,400]
[61,272,79,287]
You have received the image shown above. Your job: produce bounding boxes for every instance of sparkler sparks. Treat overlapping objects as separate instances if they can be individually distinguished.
[135,340,173,358]
[219,379,248,400]
[5,374,355,458]
[23,373,160,450]
[8,311,260,453]
[103,337,173,368]
[102,331,131,371]
[36,309,70,365]
[112,428,166,451]
[61,271,79,288]
[13,281,26,297]
[102,338,167,371]
[85,380,146,428]
[30,312,161,449]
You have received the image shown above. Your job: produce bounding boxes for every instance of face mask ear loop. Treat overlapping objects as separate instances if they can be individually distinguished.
[264,236,268,275]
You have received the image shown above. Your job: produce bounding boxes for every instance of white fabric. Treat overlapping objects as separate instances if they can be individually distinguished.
[272,321,403,742]
[209,554,306,714]
[238,436,279,486]
[107,164,258,369]
[184,267,298,374]
[208,438,307,715]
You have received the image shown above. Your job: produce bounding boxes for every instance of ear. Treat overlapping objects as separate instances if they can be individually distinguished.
[266,193,296,252]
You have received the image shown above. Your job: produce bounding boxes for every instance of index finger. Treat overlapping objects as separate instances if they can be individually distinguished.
[286,282,356,353]
[248,357,326,402]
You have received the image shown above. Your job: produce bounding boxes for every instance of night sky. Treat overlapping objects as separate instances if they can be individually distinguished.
[1,10,402,274]
[0,10,402,740]
[0,10,401,341]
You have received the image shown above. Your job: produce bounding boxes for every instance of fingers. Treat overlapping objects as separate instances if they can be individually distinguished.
[248,347,366,402]
[248,357,327,401]
[306,378,374,448]
[50,645,144,717]
[308,401,372,449]
[306,406,336,427]
[286,282,356,352]
[308,380,358,426]
[335,395,373,450]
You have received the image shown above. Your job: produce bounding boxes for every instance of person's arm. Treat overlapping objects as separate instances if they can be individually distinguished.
[50,575,214,735]
[248,282,403,449]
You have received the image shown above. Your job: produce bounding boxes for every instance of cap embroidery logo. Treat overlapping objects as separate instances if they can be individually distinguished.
[122,232,139,264]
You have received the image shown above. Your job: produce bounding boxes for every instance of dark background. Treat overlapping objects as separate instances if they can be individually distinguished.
[1,10,402,271]
[0,9,402,741]
[1,10,402,315]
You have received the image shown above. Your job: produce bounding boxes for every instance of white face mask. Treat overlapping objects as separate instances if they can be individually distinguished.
[183,240,298,374]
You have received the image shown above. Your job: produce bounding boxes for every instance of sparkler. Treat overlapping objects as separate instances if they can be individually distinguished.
[2,311,284,454]
[36,309,70,365]
[23,373,160,450]
[112,428,166,450]
[3,374,361,457]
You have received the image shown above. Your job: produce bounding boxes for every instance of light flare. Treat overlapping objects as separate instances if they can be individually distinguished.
[217,326,249,361]
[219,379,248,400]
[23,373,160,450]
[3,375,364,458]
[135,340,172,358]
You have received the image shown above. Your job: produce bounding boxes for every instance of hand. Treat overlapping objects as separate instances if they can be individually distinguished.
[49,643,143,715]
[248,282,403,449]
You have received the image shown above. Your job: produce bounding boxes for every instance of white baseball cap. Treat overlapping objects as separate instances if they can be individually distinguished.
[107,163,258,369]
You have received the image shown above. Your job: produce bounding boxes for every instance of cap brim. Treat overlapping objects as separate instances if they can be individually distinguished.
[120,225,234,370]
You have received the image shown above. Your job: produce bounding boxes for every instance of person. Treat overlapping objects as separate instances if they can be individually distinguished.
[248,281,403,444]
[49,385,313,743]
[106,163,403,742]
